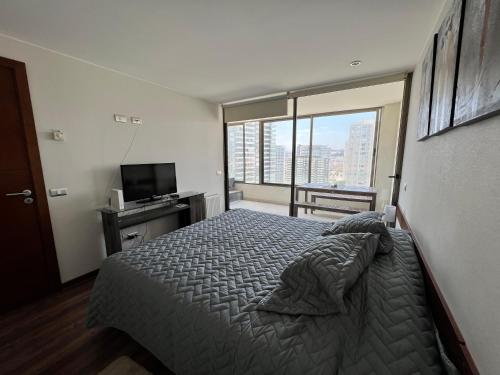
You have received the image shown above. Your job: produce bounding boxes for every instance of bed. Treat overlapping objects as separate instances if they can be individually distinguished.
[87,209,445,374]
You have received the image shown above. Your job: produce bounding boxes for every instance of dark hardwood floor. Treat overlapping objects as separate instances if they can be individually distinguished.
[0,275,173,375]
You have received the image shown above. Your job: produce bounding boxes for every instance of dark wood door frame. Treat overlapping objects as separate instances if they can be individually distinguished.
[223,109,230,211]
[1,56,61,291]
[288,97,298,216]
[391,72,413,206]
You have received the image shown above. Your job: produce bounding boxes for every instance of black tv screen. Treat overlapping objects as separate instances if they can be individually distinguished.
[121,163,177,202]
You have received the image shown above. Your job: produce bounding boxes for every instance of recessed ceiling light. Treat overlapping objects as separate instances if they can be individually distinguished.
[350,60,362,67]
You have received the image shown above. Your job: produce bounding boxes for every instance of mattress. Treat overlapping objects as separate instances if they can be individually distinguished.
[87,209,444,374]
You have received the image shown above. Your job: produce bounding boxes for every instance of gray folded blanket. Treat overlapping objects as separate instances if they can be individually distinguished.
[257,232,379,315]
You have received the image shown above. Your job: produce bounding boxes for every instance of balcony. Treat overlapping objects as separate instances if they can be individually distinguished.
[230,198,338,222]
[229,182,379,222]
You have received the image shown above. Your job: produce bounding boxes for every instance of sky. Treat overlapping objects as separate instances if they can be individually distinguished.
[272,111,377,151]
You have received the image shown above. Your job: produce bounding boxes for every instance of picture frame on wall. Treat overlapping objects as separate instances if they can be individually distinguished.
[417,34,438,141]
[453,0,500,127]
[429,0,464,136]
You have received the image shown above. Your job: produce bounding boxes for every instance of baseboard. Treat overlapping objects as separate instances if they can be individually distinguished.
[62,269,99,288]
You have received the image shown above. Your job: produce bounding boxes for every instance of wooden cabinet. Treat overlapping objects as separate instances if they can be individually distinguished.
[99,191,205,256]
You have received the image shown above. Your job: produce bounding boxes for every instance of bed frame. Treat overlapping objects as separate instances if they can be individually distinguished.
[396,205,479,375]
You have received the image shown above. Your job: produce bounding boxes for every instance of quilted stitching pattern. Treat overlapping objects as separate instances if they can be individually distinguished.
[257,233,379,315]
[331,211,383,222]
[322,216,394,254]
[87,209,443,375]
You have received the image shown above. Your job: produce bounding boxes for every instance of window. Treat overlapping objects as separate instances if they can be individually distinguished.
[343,114,377,186]
[310,111,377,187]
[263,120,291,184]
[227,122,260,183]
[227,109,377,187]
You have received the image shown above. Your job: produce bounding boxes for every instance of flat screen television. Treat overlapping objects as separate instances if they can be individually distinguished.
[121,163,177,202]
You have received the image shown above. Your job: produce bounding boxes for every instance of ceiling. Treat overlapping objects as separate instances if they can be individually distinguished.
[0,0,444,103]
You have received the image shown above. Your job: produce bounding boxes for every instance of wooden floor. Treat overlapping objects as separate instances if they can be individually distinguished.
[0,276,173,375]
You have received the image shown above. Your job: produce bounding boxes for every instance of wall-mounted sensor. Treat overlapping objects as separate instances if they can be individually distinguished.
[131,117,143,125]
[114,114,128,123]
[52,129,65,141]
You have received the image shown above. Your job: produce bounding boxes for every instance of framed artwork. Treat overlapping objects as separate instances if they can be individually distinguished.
[417,34,438,140]
[429,0,464,135]
[454,0,500,126]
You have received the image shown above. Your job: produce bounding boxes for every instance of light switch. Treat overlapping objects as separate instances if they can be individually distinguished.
[114,114,127,123]
[49,188,68,197]
[131,117,142,125]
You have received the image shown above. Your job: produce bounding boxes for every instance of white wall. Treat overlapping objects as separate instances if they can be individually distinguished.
[0,34,223,283]
[398,2,500,373]
[234,183,291,205]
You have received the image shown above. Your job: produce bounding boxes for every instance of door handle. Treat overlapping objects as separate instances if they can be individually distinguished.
[388,174,400,179]
[5,189,32,197]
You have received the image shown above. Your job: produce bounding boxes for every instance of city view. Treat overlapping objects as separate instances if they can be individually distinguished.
[228,111,377,187]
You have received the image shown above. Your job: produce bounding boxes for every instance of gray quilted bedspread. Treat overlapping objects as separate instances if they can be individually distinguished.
[87,209,444,375]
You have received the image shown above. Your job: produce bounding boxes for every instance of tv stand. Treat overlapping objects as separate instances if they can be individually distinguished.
[135,196,163,204]
[99,191,205,256]
[135,193,180,204]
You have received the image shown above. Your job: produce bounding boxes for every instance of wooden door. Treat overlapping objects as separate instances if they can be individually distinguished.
[0,56,60,312]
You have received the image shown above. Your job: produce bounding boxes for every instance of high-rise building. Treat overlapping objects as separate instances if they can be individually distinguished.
[227,122,260,183]
[273,146,286,183]
[263,124,286,183]
[329,149,345,183]
[228,126,244,181]
[310,156,330,183]
[284,144,333,184]
[295,144,330,159]
[344,120,375,186]
[287,154,309,184]
[311,145,332,183]
[244,122,260,183]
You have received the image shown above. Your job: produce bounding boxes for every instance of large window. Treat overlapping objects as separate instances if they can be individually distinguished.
[227,109,378,187]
